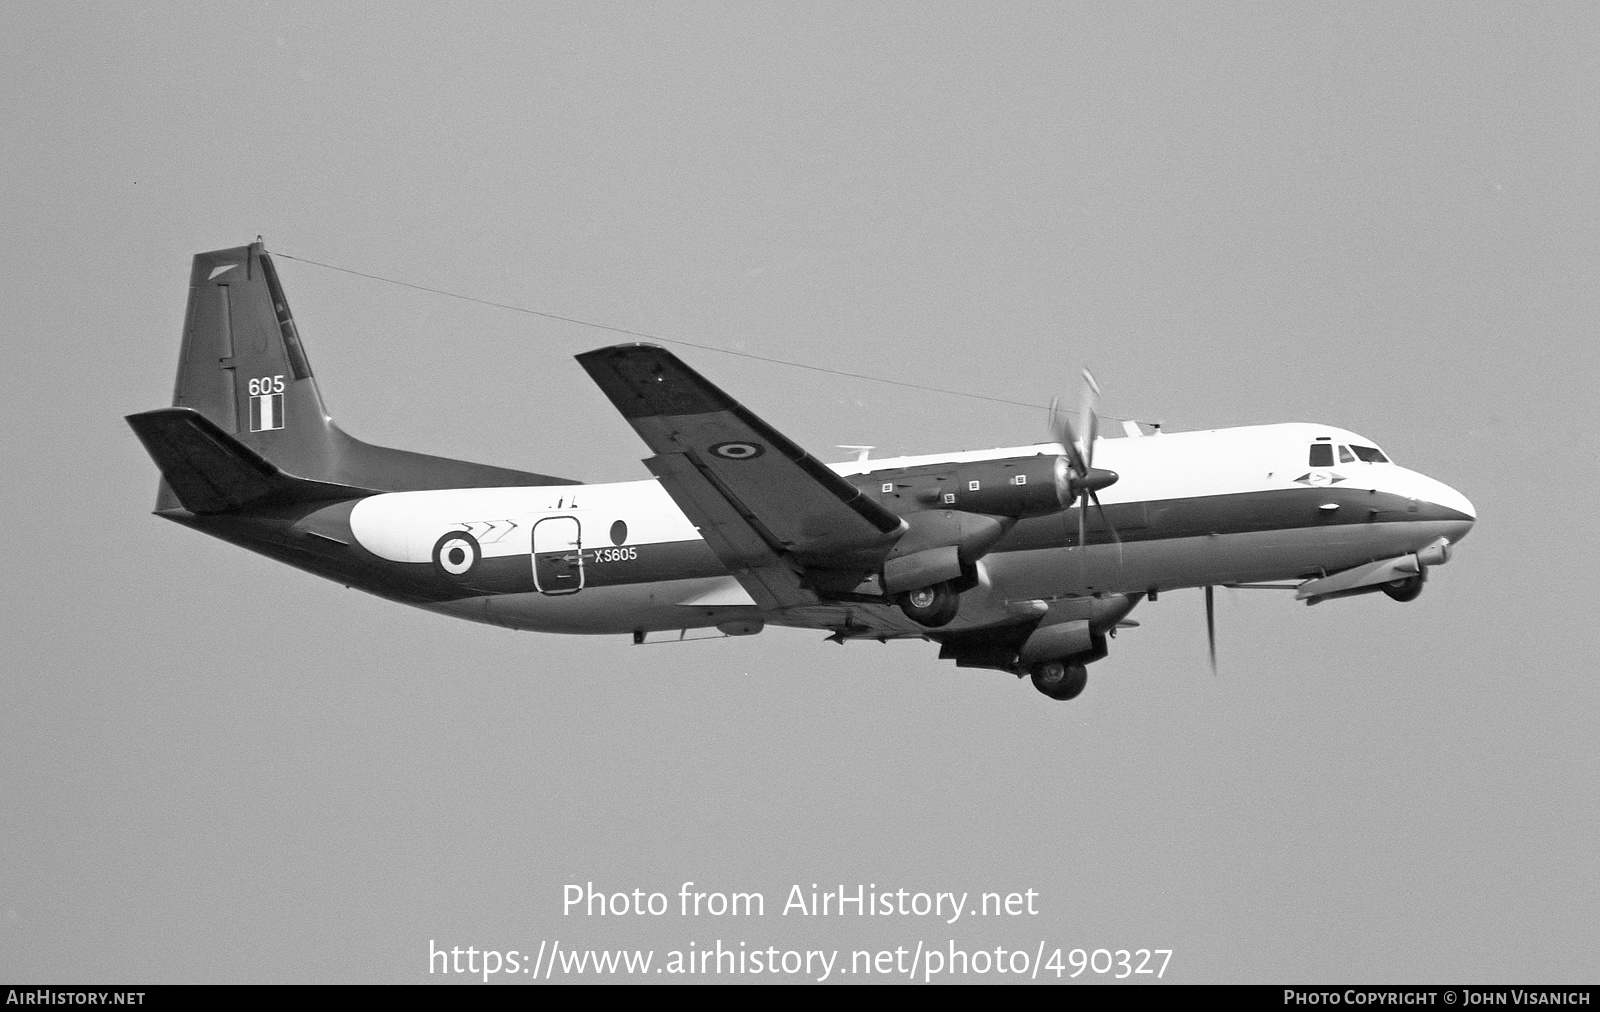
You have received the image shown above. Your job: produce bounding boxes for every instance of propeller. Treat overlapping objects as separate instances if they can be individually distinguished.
[1049,369,1122,551]
[1204,585,1217,676]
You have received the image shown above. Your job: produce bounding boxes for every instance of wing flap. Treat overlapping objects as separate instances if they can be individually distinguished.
[644,453,817,610]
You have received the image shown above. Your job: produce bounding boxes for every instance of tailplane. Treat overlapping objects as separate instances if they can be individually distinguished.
[144,241,576,511]
[127,407,375,514]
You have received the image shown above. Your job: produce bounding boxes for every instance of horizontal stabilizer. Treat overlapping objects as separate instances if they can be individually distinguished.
[127,407,376,514]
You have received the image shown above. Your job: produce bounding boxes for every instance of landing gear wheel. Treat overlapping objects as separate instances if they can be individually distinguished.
[898,581,960,627]
[1382,572,1425,602]
[1030,660,1088,701]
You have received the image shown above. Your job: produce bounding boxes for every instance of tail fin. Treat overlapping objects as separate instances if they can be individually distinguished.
[151,241,577,508]
[171,242,337,476]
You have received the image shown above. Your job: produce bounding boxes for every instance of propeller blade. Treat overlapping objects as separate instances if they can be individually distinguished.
[1088,490,1120,545]
[1051,396,1087,477]
[1204,585,1217,676]
[1077,369,1100,469]
[1089,489,1124,566]
[1050,371,1110,547]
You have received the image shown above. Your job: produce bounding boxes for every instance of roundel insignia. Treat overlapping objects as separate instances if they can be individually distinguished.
[432,530,481,577]
[710,441,765,460]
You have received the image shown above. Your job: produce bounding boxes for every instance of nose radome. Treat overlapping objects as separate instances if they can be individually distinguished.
[1429,479,1476,545]
[1435,481,1476,521]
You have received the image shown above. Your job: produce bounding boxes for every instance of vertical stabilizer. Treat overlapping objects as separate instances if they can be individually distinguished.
[172,242,338,479]
[153,242,578,507]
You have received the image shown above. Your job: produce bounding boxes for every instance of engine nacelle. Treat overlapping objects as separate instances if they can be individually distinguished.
[932,457,1119,517]
[883,546,963,595]
[930,457,1066,517]
[880,509,1010,595]
[861,452,1119,520]
[1016,594,1138,665]
[1019,620,1094,663]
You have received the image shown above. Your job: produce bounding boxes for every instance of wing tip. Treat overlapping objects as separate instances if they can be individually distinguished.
[576,343,733,419]
[573,341,666,364]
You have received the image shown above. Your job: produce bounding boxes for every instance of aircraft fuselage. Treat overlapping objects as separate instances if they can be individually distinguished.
[283,421,1476,636]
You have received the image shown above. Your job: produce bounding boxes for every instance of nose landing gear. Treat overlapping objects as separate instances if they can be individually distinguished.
[1030,660,1089,701]
[1382,571,1425,602]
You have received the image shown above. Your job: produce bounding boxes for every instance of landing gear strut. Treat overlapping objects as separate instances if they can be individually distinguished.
[899,581,960,627]
[1030,660,1089,701]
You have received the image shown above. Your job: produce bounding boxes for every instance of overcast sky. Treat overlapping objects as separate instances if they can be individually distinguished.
[3,3,1597,984]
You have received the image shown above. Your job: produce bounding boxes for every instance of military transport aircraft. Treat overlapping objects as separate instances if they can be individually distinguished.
[128,242,1476,700]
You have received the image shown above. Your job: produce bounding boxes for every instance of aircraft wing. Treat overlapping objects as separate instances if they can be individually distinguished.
[577,344,907,610]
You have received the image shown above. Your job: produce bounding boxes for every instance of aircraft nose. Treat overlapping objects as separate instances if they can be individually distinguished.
[1431,480,1476,543]
[1431,479,1475,518]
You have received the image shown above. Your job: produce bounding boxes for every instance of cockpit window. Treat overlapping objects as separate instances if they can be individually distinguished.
[1308,443,1334,467]
[1338,445,1355,463]
[1351,445,1389,463]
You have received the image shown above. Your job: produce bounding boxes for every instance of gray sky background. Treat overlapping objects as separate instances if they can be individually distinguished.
[3,3,1597,984]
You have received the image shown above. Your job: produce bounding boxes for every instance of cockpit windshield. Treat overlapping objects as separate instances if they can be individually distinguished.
[1308,441,1391,466]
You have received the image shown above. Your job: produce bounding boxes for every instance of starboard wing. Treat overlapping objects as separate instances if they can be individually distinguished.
[577,344,907,610]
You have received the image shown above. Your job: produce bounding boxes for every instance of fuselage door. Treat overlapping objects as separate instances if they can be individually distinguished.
[532,516,583,595]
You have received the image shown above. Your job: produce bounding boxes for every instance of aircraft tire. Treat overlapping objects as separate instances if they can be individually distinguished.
[1030,660,1088,701]
[898,581,959,627]
[1382,572,1425,602]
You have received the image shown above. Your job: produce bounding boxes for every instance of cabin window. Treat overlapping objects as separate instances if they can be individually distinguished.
[609,520,628,546]
[1351,445,1389,463]
[1338,445,1355,463]
[1308,443,1334,467]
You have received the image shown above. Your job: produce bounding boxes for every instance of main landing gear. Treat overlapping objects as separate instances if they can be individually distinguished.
[898,581,960,627]
[1030,660,1089,701]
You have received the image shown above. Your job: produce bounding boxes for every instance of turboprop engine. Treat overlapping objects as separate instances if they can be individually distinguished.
[877,369,1124,627]
[910,455,1118,519]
